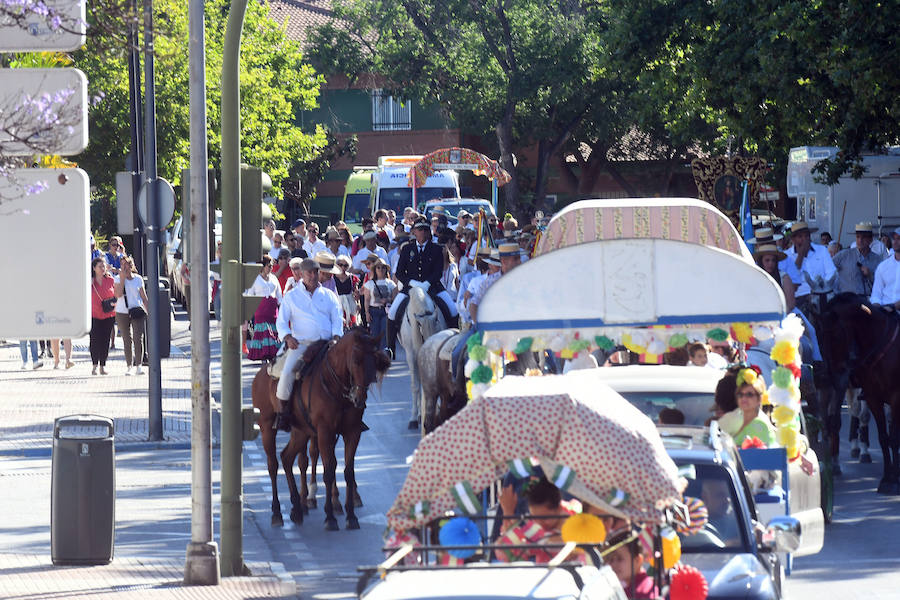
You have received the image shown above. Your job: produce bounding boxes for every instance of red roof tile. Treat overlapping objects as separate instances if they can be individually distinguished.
[267,0,334,45]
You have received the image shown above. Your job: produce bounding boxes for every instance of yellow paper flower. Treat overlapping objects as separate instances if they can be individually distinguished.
[776,426,799,448]
[561,514,606,544]
[466,380,474,399]
[622,333,647,354]
[737,368,757,386]
[661,529,681,570]
[786,444,800,461]
[771,340,799,366]
[732,322,754,344]
[760,392,771,406]
[772,405,796,426]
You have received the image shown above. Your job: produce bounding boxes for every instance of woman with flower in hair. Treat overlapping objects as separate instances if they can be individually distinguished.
[717,367,776,447]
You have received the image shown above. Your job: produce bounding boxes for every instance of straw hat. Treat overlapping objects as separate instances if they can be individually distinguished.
[855,222,874,234]
[788,221,818,235]
[753,244,787,261]
[314,251,341,274]
[748,227,782,245]
[498,242,520,257]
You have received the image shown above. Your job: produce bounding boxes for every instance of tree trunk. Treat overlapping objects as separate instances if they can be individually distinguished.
[534,138,550,214]
[601,158,639,197]
[495,103,519,215]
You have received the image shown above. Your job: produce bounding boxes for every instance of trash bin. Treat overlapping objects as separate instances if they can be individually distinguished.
[51,415,115,565]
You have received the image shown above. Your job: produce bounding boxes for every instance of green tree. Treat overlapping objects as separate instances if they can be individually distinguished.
[73,0,328,233]
[308,0,610,214]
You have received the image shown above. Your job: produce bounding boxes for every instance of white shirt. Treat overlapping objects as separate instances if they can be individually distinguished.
[442,263,459,296]
[363,278,397,307]
[377,224,395,241]
[244,273,283,303]
[871,254,900,306]
[267,245,283,261]
[276,283,343,342]
[786,243,836,297]
[352,246,388,272]
[303,237,327,258]
[115,275,146,314]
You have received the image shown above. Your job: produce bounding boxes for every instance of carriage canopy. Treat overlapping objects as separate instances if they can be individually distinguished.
[534,198,751,260]
[386,371,686,532]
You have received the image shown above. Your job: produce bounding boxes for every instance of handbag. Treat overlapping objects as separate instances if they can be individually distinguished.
[123,285,147,319]
[93,281,116,313]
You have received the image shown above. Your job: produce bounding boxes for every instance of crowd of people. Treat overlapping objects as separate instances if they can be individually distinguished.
[17,235,149,375]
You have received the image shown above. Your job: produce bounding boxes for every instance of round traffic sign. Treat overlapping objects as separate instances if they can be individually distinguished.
[137,178,176,228]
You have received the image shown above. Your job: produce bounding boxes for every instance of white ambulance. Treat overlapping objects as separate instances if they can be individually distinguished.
[371,155,460,217]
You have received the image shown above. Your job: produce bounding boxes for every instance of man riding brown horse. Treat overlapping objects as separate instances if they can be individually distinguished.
[273,258,344,431]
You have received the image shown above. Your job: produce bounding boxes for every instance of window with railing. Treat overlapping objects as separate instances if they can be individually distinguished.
[371,90,411,131]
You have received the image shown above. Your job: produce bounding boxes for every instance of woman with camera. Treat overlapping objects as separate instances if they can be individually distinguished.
[114,256,150,375]
[90,257,117,375]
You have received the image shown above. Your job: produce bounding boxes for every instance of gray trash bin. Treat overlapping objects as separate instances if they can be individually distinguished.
[51,415,115,565]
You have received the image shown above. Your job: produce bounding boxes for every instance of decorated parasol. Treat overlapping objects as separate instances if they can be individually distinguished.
[385,371,686,533]
[533,198,750,260]
[408,147,512,188]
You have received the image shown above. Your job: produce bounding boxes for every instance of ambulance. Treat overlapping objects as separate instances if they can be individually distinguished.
[371,155,460,217]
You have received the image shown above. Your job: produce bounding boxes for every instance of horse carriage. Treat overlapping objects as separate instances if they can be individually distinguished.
[383,199,825,594]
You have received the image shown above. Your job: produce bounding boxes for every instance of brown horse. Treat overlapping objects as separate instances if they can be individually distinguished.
[251,328,389,530]
[820,293,900,494]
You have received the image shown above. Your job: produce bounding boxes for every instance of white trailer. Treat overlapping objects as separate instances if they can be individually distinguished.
[787,146,900,246]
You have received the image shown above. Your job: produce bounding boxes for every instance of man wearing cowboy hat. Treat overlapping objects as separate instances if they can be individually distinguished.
[314,250,341,293]
[750,227,801,308]
[833,223,883,295]
[386,218,460,356]
[785,221,836,314]
[273,258,343,430]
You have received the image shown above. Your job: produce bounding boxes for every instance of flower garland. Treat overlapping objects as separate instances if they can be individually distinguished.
[766,314,805,461]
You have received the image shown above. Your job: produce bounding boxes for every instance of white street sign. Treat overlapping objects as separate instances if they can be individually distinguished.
[0,67,88,156]
[0,168,91,338]
[0,0,86,52]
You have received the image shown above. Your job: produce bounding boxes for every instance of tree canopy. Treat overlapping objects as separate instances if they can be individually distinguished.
[72,0,328,231]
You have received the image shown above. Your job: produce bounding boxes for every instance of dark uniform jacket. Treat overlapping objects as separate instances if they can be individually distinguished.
[395,239,445,294]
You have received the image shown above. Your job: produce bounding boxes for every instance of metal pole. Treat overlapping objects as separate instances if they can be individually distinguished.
[184,0,220,585]
[220,0,248,577]
[143,0,163,441]
[126,0,145,273]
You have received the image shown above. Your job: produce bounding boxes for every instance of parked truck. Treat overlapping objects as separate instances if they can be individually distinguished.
[787,146,900,246]
[371,155,460,217]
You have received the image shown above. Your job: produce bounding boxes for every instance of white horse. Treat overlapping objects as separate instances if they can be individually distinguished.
[399,286,446,428]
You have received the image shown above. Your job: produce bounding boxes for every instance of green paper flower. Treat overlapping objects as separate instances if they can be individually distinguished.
[471,364,494,384]
[469,344,488,362]
[668,333,688,348]
[514,337,534,355]
[594,335,615,351]
[707,328,728,341]
[568,339,591,352]
[772,366,794,389]
[466,332,483,351]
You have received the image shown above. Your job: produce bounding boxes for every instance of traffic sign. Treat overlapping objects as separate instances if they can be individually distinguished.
[0,67,88,155]
[0,0,86,52]
[137,178,176,229]
[0,168,91,338]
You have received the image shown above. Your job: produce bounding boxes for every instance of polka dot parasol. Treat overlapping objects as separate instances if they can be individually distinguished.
[386,370,686,532]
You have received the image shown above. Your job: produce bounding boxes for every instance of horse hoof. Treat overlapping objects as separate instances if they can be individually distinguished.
[850,447,860,459]
[347,516,360,530]
[876,480,895,494]
[306,498,317,510]
[290,508,304,525]
[271,513,284,527]
[860,453,872,464]
[324,518,339,531]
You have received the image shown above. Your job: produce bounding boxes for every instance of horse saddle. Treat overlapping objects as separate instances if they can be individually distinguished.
[267,339,331,380]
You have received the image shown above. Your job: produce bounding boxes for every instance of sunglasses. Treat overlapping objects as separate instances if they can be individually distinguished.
[337,263,349,268]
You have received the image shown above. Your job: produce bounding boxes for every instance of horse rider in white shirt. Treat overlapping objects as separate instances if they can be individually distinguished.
[273,258,344,431]
[870,227,900,309]
[785,221,836,315]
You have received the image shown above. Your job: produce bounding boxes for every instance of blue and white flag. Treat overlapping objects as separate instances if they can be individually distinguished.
[740,180,754,254]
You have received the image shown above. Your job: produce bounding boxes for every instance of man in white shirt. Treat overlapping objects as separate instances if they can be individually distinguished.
[785,221,836,314]
[352,230,388,275]
[303,222,327,258]
[870,227,900,308]
[267,232,285,261]
[273,258,343,431]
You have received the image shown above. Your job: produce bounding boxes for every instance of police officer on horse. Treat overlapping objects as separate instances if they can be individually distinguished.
[386,218,459,355]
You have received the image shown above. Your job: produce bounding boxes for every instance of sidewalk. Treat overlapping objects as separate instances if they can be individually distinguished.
[0,315,298,599]
[0,321,212,455]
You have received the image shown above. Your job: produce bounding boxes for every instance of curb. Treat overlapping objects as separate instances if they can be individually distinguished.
[0,440,212,458]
